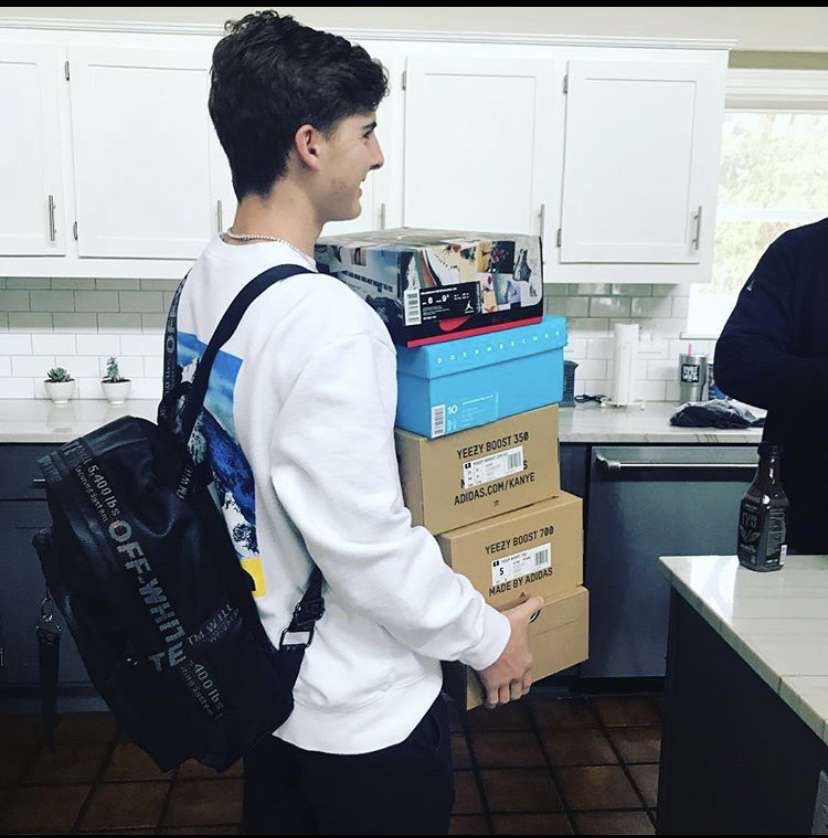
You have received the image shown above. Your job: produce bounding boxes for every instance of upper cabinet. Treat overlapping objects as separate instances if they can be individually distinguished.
[0,27,730,283]
[552,57,726,283]
[0,45,67,256]
[402,56,561,244]
[69,47,228,260]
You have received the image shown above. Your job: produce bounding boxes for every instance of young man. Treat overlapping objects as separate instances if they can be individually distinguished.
[177,11,541,834]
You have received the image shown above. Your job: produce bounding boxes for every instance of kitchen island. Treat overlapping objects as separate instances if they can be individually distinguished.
[657,554,828,834]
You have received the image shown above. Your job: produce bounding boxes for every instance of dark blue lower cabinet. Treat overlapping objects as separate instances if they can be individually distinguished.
[0,500,91,695]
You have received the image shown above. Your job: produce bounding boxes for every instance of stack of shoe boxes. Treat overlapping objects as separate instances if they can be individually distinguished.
[316,229,588,710]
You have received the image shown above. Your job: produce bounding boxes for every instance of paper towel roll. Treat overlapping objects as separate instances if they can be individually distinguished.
[612,323,639,406]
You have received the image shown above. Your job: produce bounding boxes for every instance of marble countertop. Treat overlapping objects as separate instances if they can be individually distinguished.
[659,554,828,747]
[1,398,765,445]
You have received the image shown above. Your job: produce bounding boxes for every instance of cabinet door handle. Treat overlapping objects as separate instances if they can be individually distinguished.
[538,203,546,236]
[32,478,47,488]
[596,454,754,473]
[48,194,56,242]
[691,205,702,251]
[216,200,223,233]
[379,202,386,230]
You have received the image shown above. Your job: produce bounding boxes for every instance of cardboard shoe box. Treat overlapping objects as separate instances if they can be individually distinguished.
[395,405,560,535]
[443,586,590,711]
[437,492,583,610]
[314,228,544,347]
[395,316,567,439]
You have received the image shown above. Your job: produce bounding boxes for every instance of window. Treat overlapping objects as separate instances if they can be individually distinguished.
[686,70,828,336]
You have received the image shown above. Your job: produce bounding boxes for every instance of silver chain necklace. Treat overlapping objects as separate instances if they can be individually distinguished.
[222,229,311,259]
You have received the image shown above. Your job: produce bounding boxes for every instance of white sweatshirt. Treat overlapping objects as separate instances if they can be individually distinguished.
[175,236,511,754]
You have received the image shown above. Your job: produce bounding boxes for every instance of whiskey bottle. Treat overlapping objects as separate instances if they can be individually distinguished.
[737,442,789,572]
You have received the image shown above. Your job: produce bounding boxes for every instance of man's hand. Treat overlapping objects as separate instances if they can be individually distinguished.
[476,595,544,709]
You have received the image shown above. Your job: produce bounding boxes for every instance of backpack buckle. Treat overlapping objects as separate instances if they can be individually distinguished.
[278,598,325,651]
[279,627,314,650]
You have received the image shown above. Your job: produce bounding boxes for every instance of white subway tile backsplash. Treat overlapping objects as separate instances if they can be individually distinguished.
[9,313,53,331]
[569,317,610,333]
[638,380,667,401]
[30,290,75,312]
[59,356,100,378]
[646,360,676,381]
[140,279,181,292]
[119,291,164,313]
[6,277,51,290]
[0,290,30,311]
[611,284,648,296]
[0,334,32,354]
[52,278,96,290]
[13,356,55,377]
[75,290,119,313]
[103,356,144,379]
[53,314,97,331]
[76,334,120,356]
[586,338,613,359]
[121,334,161,356]
[98,313,142,333]
[32,334,76,355]
[0,377,34,398]
[631,297,672,318]
[97,278,139,290]
[590,297,630,318]
[0,277,697,401]
[141,314,167,331]
[143,356,164,378]
[130,378,163,399]
[672,295,690,318]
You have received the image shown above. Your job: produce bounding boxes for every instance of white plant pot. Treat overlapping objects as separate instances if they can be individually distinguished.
[102,380,131,405]
[44,380,76,405]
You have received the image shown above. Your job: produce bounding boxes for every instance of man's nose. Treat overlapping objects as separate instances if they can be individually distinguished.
[370,137,385,171]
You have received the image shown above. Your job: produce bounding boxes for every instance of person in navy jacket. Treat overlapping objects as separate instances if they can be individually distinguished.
[715,218,828,553]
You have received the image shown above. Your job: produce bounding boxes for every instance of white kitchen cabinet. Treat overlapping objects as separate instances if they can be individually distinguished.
[402,56,561,243]
[0,24,731,282]
[0,45,67,256]
[69,46,228,260]
[555,58,725,280]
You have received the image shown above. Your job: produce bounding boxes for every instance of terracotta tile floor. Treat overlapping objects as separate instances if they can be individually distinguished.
[0,690,661,835]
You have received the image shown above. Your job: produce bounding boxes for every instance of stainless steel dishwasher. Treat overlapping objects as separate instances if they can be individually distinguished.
[581,444,758,678]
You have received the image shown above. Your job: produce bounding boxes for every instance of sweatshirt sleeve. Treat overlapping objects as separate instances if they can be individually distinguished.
[268,332,511,672]
[714,237,828,410]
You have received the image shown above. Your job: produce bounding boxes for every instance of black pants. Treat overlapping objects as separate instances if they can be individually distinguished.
[242,694,455,835]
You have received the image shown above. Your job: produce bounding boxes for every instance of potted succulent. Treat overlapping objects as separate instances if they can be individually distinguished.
[101,356,131,405]
[44,367,76,405]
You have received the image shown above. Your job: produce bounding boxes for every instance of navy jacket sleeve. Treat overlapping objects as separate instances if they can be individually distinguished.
[714,237,828,410]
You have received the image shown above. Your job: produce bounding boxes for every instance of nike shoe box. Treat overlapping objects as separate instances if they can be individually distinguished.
[395,316,566,438]
[314,228,544,347]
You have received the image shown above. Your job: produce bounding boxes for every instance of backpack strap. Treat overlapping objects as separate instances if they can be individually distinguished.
[174,262,325,649]
[177,264,311,442]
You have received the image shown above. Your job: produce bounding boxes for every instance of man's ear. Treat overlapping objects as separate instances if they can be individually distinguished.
[294,123,323,171]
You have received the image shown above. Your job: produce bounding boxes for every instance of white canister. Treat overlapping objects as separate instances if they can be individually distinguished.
[612,323,639,406]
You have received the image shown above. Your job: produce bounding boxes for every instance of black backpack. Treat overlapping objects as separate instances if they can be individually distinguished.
[31,264,324,772]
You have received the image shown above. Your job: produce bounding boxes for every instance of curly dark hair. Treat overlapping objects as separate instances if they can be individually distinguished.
[209,11,388,200]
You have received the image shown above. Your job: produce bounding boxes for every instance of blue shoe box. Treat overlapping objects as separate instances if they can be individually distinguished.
[395,316,567,438]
